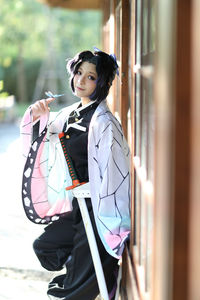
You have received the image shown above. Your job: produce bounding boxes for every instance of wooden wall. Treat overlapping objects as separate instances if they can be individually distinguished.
[102,0,200,300]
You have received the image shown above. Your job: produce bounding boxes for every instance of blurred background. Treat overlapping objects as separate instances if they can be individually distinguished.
[0,0,102,299]
[0,0,102,116]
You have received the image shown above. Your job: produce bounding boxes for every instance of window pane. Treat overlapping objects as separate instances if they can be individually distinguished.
[133,0,156,294]
[150,0,156,52]
[142,0,149,55]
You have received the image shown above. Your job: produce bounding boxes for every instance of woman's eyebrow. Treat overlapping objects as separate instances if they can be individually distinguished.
[78,67,97,76]
[88,71,97,76]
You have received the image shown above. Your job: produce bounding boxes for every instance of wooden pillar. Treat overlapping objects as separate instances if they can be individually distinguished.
[172,1,191,299]
[120,0,130,138]
[153,0,193,299]
[189,1,200,299]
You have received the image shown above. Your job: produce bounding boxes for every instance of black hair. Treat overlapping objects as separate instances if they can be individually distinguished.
[66,50,119,102]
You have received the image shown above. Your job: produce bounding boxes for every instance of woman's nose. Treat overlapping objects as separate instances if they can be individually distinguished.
[78,76,85,84]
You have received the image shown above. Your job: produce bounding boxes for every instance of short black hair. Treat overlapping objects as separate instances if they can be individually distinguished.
[66,50,118,102]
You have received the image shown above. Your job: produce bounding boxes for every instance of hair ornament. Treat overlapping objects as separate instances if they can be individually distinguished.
[93,46,102,52]
[109,53,119,76]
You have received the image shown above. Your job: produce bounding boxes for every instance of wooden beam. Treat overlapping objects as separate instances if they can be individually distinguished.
[188,0,200,299]
[172,1,191,299]
[38,0,102,10]
[154,1,192,299]
[120,0,130,138]
[153,0,177,299]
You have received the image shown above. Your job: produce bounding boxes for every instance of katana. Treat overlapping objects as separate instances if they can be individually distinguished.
[58,131,110,300]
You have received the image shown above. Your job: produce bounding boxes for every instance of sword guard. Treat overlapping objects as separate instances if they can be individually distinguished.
[66,180,86,191]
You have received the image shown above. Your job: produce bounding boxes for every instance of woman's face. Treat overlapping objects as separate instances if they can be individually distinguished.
[73,61,97,104]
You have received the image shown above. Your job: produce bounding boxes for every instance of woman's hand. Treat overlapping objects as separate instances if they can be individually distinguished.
[31,98,55,122]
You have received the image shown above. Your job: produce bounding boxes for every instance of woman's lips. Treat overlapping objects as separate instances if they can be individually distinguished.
[76,86,84,91]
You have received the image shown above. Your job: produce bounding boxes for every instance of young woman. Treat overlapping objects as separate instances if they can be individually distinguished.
[20,49,130,300]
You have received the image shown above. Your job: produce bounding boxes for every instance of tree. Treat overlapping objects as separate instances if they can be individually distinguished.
[0,0,102,103]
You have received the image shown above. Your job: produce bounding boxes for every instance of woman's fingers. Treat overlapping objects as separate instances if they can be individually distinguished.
[46,97,56,105]
[31,97,55,121]
[37,97,55,111]
[39,99,47,112]
[45,97,56,111]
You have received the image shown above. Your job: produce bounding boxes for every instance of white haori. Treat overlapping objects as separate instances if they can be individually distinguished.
[20,100,131,258]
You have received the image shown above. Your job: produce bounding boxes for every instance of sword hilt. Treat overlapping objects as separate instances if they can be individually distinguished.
[59,132,86,190]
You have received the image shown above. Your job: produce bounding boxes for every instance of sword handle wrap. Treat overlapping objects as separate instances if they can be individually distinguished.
[59,132,86,190]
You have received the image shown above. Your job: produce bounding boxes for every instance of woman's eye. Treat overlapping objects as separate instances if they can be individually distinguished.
[77,70,81,75]
[88,75,95,80]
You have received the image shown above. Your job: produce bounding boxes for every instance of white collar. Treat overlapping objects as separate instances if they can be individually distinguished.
[75,100,97,116]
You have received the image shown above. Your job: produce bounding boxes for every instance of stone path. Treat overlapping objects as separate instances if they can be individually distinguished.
[0,122,54,300]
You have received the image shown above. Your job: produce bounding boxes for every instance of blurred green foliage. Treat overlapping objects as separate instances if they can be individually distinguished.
[0,80,8,98]
[0,0,102,103]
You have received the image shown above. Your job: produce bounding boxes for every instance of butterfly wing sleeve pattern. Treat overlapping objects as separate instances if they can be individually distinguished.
[88,101,131,258]
[20,107,74,224]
